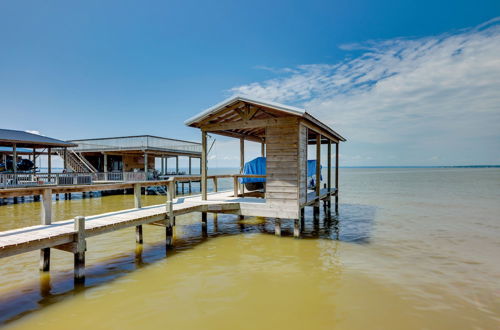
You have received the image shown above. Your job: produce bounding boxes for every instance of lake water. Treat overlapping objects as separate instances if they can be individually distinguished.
[0,168,499,329]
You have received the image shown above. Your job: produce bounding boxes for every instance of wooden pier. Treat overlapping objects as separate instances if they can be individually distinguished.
[0,95,344,284]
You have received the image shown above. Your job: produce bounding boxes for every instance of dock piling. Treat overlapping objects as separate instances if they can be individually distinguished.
[274,218,281,236]
[73,216,86,284]
[40,189,52,272]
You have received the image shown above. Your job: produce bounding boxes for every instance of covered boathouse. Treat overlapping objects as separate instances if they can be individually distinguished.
[185,96,346,234]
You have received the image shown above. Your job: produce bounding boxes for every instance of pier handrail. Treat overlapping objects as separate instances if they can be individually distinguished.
[0,174,266,198]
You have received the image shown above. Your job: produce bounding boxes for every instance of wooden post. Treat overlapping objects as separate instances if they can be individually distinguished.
[261,141,265,157]
[63,148,67,172]
[48,147,52,182]
[161,156,165,175]
[40,189,51,272]
[201,131,207,200]
[294,219,301,238]
[134,183,141,208]
[32,147,36,176]
[315,134,321,198]
[13,143,17,184]
[327,140,332,210]
[240,138,244,194]
[167,180,175,226]
[274,218,281,236]
[188,157,192,193]
[314,134,321,216]
[233,175,239,197]
[201,212,208,236]
[41,188,52,225]
[144,152,148,176]
[165,199,173,247]
[335,142,339,213]
[175,156,179,174]
[103,153,108,173]
[134,183,143,244]
[74,216,86,284]
[213,177,218,192]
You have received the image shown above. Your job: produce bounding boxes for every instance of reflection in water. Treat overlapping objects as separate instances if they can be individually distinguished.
[0,203,375,325]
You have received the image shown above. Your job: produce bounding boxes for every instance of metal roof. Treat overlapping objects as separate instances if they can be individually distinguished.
[184,95,306,126]
[184,95,346,142]
[0,129,77,148]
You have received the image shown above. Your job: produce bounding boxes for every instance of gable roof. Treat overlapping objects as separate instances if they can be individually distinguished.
[0,129,77,148]
[185,95,346,142]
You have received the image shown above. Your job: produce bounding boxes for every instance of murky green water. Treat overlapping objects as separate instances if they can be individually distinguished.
[0,168,499,329]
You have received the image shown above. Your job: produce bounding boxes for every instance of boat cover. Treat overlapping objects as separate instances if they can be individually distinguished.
[239,157,321,183]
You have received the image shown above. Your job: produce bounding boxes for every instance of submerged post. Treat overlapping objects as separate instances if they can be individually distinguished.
[40,188,52,272]
[165,197,174,247]
[134,183,143,244]
[74,216,86,284]
[274,218,281,236]
[201,131,207,200]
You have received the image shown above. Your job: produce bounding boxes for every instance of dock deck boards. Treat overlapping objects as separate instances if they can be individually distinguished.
[0,191,263,258]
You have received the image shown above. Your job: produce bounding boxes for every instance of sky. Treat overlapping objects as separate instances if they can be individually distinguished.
[1,0,499,167]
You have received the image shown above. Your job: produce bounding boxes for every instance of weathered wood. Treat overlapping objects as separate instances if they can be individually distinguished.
[74,216,86,283]
[327,140,332,210]
[136,225,143,244]
[316,134,321,198]
[274,219,281,236]
[335,142,339,213]
[202,117,298,132]
[40,189,52,225]
[201,131,207,200]
[294,219,301,238]
[134,183,141,209]
[233,176,239,197]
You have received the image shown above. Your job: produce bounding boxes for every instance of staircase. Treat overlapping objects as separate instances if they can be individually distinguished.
[55,149,97,173]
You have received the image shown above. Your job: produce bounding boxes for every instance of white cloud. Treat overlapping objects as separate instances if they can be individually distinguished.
[230,18,500,165]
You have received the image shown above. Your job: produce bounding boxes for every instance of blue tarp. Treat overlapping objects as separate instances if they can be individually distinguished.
[239,157,321,183]
[307,160,322,179]
[240,157,266,183]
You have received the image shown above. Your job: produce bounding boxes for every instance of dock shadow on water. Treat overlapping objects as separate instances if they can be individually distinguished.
[0,203,376,325]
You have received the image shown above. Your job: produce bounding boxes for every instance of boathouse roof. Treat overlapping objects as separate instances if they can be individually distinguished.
[0,128,77,149]
[185,95,346,143]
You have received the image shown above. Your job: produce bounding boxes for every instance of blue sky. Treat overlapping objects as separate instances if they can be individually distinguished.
[1,1,499,167]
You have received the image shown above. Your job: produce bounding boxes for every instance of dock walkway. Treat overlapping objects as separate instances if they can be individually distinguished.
[0,191,262,259]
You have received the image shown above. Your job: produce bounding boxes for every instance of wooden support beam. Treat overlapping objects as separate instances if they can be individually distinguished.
[213,177,218,192]
[47,147,51,181]
[201,131,207,200]
[136,225,143,244]
[167,180,175,226]
[13,144,17,183]
[233,175,239,197]
[32,147,36,176]
[294,219,301,238]
[74,216,86,284]
[335,142,339,213]
[274,218,281,236]
[316,134,321,198]
[41,188,52,225]
[261,141,265,157]
[134,183,141,209]
[327,140,332,210]
[202,117,298,132]
[103,153,108,173]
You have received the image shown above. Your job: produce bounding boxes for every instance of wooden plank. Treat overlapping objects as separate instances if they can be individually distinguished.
[202,117,298,132]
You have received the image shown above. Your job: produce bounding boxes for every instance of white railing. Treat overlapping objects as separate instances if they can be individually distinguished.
[92,172,146,182]
[0,173,93,188]
[0,171,149,188]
